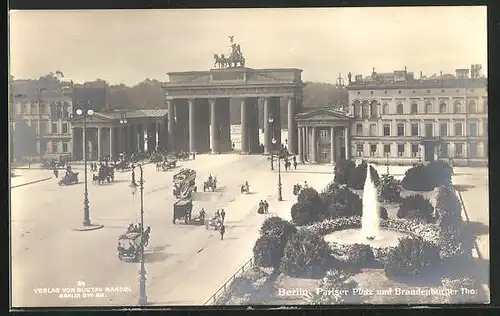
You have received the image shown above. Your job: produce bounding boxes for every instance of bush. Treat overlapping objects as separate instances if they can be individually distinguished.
[348,161,380,189]
[397,195,435,223]
[377,174,402,203]
[291,203,315,226]
[322,185,363,219]
[339,243,374,265]
[434,186,462,229]
[254,217,298,269]
[379,206,389,220]
[334,160,356,185]
[441,277,480,303]
[253,234,284,269]
[402,161,453,191]
[438,225,474,261]
[297,187,326,221]
[280,229,331,277]
[384,236,441,277]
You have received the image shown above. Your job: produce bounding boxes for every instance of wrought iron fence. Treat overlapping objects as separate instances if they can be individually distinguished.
[203,257,253,305]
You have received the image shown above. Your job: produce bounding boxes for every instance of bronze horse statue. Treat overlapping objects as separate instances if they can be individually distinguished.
[213,53,229,68]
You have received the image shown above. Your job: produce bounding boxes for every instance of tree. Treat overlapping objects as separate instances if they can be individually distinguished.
[297,187,326,220]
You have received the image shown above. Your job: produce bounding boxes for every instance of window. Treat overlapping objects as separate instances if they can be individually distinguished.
[356,124,363,135]
[483,120,488,136]
[30,103,37,114]
[440,123,448,137]
[24,103,30,114]
[62,142,68,153]
[62,123,68,134]
[468,100,477,113]
[455,143,463,157]
[469,143,478,158]
[370,102,378,118]
[468,121,477,137]
[384,144,391,155]
[483,97,488,112]
[411,144,419,157]
[454,101,463,113]
[454,122,463,136]
[382,103,389,114]
[440,143,448,158]
[356,144,363,157]
[51,142,58,153]
[411,103,418,114]
[396,102,403,114]
[397,123,405,136]
[397,144,405,157]
[439,102,447,113]
[370,144,377,157]
[51,123,58,134]
[369,124,377,136]
[320,129,328,138]
[383,124,390,136]
[425,124,433,137]
[411,123,419,136]
[353,101,361,118]
[425,102,433,113]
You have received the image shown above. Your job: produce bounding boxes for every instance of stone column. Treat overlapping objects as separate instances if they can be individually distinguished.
[188,99,196,153]
[138,125,145,153]
[330,127,335,163]
[344,126,350,160]
[97,127,102,160]
[109,127,114,160]
[298,127,304,163]
[311,127,317,163]
[287,97,297,154]
[209,98,218,154]
[303,126,308,161]
[241,98,249,153]
[263,98,271,154]
[167,100,175,153]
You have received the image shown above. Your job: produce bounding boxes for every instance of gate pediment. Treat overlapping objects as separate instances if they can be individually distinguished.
[296,109,353,122]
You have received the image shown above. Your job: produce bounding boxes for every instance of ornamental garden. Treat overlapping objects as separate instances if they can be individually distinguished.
[218,160,486,305]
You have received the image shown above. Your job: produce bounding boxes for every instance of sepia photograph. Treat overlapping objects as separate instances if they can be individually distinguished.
[9,6,489,308]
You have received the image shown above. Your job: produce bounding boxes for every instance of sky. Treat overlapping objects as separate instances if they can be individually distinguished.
[9,6,487,86]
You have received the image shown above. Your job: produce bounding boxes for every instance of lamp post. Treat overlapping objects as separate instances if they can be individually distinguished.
[129,164,147,306]
[271,138,283,201]
[268,117,275,170]
[385,152,390,175]
[75,103,94,226]
[120,112,128,155]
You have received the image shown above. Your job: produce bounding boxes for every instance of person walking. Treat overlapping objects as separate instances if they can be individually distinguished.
[220,224,225,240]
[53,167,59,178]
[220,209,226,223]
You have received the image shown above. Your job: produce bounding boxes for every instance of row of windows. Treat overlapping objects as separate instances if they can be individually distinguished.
[354,143,484,158]
[353,99,487,119]
[25,121,69,134]
[355,120,486,137]
[15,103,72,119]
[48,141,70,153]
[355,88,479,95]
[51,122,69,134]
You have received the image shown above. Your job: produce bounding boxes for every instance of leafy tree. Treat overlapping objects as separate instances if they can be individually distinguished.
[397,195,435,223]
[323,184,363,218]
[334,160,355,185]
[377,174,402,203]
[280,229,331,277]
[297,187,326,221]
[434,185,462,228]
[291,202,314,226]
[254,217,297,270]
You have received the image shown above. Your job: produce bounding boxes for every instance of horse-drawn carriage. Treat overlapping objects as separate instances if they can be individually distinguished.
[41,159,58,170]
[156,159,177,171]
[203,176,217,192]
[149,153,163,163]
[93,165,115,184]
[205,215,222,231]
[59,171,79,186]
[240,182,250,194]
[172,199,205,225]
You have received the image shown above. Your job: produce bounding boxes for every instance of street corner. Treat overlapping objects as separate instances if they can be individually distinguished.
[72,224,105,232]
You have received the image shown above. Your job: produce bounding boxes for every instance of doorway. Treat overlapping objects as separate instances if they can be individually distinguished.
[424,143,435,162]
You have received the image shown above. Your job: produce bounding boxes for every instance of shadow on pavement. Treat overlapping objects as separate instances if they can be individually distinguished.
[454,184,476,192]
[144,250,175,263]
[286,170,334,175]
[463,221,490,236]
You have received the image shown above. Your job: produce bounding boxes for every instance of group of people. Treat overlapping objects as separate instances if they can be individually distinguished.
[53,164,73,179]
[126,223,151,247]
[258,200,269,214]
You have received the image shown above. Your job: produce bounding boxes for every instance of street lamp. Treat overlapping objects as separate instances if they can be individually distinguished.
[271,138,283,201]
[129,164,147,306]
[120,112,128,155]
[268,117,275,170]
[385,152,390,175]
[75,103,94,226]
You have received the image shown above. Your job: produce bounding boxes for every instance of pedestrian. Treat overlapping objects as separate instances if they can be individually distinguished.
[220,209,226,223]
[220,224,225,240]
[264,200,269,214]
[53,168,59,178]
[192,152,196,160]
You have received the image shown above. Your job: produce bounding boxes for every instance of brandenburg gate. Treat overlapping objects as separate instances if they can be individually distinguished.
[164,37,304,155]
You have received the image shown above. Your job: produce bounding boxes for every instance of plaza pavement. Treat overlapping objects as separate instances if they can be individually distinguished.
[10,153,334,307]
[10,169,54,188]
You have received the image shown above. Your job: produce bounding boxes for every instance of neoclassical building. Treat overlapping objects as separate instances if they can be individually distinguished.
[296,66,488,166]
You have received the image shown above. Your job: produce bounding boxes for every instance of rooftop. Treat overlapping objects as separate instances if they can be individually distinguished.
[98,109,167,119]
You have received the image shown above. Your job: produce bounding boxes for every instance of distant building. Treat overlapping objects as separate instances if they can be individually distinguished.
[296,65,488,166]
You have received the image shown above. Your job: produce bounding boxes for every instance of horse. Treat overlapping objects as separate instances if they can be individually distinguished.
[213,53,228,68]
[285,161,291,171]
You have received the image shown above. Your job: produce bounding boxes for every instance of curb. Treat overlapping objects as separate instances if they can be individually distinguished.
[11,177,53,189]
[72,224,104,231]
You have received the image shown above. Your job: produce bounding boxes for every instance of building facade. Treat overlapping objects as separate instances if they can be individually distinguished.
[11,81,74,161]
[296,65,488,166]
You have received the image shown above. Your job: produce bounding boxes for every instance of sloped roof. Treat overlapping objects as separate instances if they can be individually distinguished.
[98,109,167,120]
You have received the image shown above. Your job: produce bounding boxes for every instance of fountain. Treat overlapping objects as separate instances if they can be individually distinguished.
[362,164,380,240]
[324,164,411,249]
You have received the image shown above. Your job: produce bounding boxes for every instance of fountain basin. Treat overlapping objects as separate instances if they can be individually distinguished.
[324,228,413,249]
